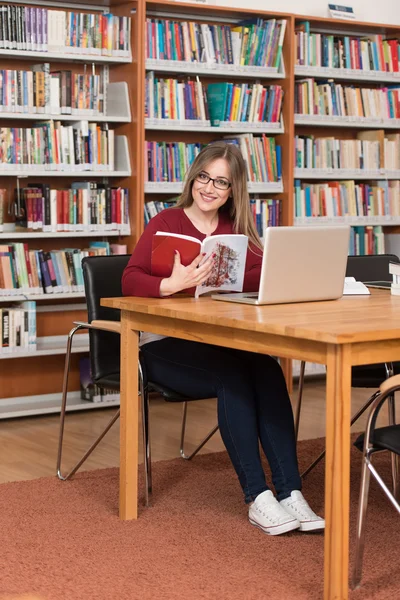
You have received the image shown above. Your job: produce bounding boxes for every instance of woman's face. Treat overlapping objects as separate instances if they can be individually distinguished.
[191,158,231,214]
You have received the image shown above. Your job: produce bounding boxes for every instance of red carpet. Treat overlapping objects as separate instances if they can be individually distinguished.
[0,437,398,600]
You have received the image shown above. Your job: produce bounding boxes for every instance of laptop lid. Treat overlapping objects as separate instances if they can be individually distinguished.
[257,225,350,305]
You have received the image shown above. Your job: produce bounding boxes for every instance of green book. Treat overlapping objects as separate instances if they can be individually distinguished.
[206,83,230,126]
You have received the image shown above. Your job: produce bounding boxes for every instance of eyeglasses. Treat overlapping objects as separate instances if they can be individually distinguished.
[195,172,231,191]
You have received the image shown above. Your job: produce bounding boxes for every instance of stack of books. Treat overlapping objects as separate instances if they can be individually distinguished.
[294,179,400,219]
[295,79,400,120]
[0,6,131,56]
[296,21,400,72]
[0,121,115,172]
[0,64,106,115]
[0,242,119,296]
[13,183,130,233]
[146,17,286,68]
[0,301,36,353]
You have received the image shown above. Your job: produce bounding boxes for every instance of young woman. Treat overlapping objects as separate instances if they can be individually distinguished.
[122,142,324,536]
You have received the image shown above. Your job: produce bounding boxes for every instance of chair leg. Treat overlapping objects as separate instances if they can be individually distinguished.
[301,390,381,479]
[139,364,152,507]
[179,401,219,460]
[294,360,306,442]
[56,325,120,481]
[351,453,372,589]
[387,393,399,499]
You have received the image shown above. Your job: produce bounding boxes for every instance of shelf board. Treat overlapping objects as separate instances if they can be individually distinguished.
[0,170,131,178]
[0,48,132,64]
[294,168,400,180]
[145,118,284,134]
[295,65,400,83]
[145,181,284,194]
[0,391,119,419]
[0,229,130,239]
[294,217,400,227]
[146,59,284,79]
[295,114,400,129]
[0,112,131,123]
[0,292,85,302]
[0,334,89,360]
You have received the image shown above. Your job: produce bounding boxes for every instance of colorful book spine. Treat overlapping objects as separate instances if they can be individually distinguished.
[296,24,400,73]
[146,18,286,68]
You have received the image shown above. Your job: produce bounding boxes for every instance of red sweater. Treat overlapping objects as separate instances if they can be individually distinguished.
[122,207,262,297]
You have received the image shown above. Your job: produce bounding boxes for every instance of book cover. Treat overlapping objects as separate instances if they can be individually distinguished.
[151,231,248,297]
[151,232,201,278]
[206,82,229,126]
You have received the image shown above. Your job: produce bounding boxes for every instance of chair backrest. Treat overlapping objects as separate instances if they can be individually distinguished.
[346,254,399,282]
[82,255,130,383]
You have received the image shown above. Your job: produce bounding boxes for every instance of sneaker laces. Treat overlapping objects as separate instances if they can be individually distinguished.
[285,493,318,520]
[254,497,287,524]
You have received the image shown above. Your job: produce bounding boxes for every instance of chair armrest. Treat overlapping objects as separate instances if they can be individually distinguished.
[73,320,121,335]
[380,374,400,394]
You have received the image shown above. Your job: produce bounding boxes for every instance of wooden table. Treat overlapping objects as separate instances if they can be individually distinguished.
[102,289,400,600]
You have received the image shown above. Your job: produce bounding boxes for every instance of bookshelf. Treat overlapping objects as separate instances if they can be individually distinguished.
[5,4,400,411]
[0,0,136,415]
[139,0,295,245]
[294,15,400,244]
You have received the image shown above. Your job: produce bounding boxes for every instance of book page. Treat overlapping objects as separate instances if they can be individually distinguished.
[196,234,248,298]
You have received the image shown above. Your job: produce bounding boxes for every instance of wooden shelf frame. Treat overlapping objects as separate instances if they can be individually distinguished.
[0,0,136,408]
[4,2,400,414]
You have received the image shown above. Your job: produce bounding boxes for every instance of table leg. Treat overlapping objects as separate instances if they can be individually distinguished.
[120,311,139,520]
[324,344,352,599]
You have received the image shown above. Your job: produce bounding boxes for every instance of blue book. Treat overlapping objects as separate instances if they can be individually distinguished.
[276,145,282,179]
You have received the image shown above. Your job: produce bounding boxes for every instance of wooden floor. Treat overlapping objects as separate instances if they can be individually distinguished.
[0,378,393,484]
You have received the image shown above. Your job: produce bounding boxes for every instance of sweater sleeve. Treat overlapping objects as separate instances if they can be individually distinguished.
[242,242,263,293]
[122,214,171,297]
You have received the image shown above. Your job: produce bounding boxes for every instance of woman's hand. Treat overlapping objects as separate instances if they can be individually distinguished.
[159,251,214,296]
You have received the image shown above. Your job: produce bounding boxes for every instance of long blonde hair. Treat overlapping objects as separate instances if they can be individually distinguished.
[176,142,263,251]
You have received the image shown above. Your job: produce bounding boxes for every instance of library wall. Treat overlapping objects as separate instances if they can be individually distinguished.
[215,0,400,25]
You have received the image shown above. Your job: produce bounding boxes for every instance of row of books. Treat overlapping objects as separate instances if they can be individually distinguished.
[294,180,400,219]
[0,242,119,296]
[80,357,119,403]
[0,301,36,353]
[0,64,106,115]
[250,198,282,238]
[143,197,282,237]
[145,137,282,184]
[3,183,130,234]
[349,226,385,256]
[294,133,400,171]
[295,79,400,120]
[144,199,177,225]
[295,24,400,73]
[146,17,286,68]
[0,6,131,56]
[145,74,284,125]
[0,121,115,171]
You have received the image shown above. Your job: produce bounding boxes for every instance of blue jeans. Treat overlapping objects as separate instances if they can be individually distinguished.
[141,337,302,503]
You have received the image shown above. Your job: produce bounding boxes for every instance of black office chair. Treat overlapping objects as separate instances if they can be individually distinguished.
[294,254,400,479]
[352,374,400,589]
[56,255,218,506]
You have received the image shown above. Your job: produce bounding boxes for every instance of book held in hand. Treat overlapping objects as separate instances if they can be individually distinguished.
[151,231,248,298]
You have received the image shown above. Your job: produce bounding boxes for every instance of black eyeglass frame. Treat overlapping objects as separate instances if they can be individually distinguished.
[194,172,231,191]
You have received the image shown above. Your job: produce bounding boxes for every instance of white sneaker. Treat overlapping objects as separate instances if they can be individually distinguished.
[280,491,325,532]
[248,490,300,536]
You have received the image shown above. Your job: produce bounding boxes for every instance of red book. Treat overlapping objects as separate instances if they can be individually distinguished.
[151,231,248,298]
[151,232,201,278]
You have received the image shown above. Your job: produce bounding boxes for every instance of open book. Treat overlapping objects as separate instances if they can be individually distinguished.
[151,231,248,298]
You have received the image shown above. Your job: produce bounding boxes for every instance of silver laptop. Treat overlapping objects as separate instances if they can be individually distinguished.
[212,225,350,306]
